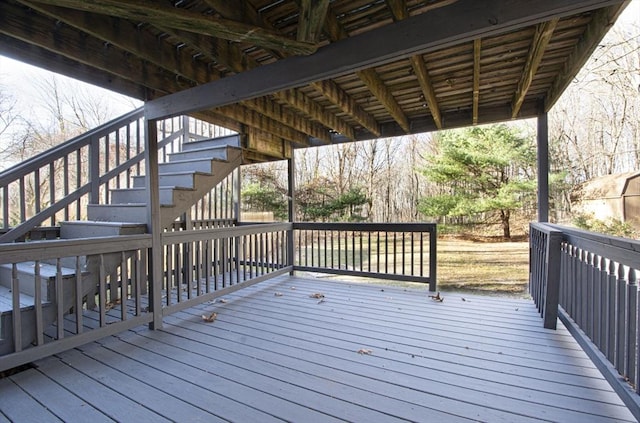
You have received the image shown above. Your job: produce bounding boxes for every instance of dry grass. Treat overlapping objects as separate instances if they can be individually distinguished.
[436,237,529,296]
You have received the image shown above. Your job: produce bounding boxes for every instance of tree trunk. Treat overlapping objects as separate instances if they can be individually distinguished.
[500,209,511,239]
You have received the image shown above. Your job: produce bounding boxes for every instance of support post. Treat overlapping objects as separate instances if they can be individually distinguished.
[287,152,296,273]
[144,116,163,330]
[537,112,549,222]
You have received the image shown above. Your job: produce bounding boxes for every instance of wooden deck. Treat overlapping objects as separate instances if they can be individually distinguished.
[0,275,636,422]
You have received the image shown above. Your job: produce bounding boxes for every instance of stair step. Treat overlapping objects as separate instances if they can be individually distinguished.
[110,186,194,205]
[181,134,240,151]
[0,262,75,300]
[60,221,147,238]
[0,285,36,314]
[87,204,172,223]
[159,158,218,174]
[132,171,211,189]
[168,146,230,162]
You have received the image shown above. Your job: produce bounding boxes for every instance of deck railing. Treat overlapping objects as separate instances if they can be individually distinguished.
[0,234,153,371]
[530,223,640,419]
[293,222,437,291]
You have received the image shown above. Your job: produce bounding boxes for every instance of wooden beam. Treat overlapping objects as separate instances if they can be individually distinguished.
[146,0,626,119]
[386,0,408,20]
[410,55,442,130]
[357,69,410,133]
[18,1,218,83]
[511,18,559,118]
[472,38,482,125]
[311,80,381,136]
[545,4,625,111]
[28,0,317,55]
[297,0,331,42]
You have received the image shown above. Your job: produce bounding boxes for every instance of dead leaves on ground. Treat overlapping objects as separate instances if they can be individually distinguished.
[357,348,373,355]
[429,292,444,302]
[201,311,217,323]
[274,292,283,297]
[309,292,325,304]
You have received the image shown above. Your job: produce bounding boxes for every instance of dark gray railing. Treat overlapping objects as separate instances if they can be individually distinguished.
[293,222,437,291]
[530,223,640,420]
[160,223,291,315]
[529,223,562,329]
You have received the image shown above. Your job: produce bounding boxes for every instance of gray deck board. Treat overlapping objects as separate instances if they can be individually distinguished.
[1,275,637,422]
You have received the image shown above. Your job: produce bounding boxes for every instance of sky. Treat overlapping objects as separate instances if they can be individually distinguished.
[0,1,638,132]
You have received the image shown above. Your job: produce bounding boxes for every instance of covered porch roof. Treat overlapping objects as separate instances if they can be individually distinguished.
[0,0,631,161]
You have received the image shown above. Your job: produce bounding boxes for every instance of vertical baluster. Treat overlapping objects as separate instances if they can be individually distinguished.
[608,260,617,363]
[2,185,9,229]
[120,251,128,321]
[99,254,106,327]
[393,232,397,274]
[75,256,83,335]
[598,256,608,353]
[593,255,602,347]
[11,263,22,352]
[63,155,70,221]
[587,252,595,340]
[626,268,638,387]
[617,264,628,374]
[56,259,64,340]
[34,168,41,215]
[19,176,26,222]
[133,250,142,315]
[410,232,414,276]
[34,261,44,345]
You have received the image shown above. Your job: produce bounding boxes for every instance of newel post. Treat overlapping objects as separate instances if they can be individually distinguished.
[543,229,562,329]
[287,151,296,273]
[144,114,163,330]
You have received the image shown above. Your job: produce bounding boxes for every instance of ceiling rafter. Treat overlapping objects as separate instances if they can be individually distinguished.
[173,1,356,141]
[511,18,559,118]
[472,38,481,125]
[27,0,317,55]
[545,5,622,112]
[297,0,331,43]
[386,0,444,130]
[16,1,321,147]
[324,4,409,134]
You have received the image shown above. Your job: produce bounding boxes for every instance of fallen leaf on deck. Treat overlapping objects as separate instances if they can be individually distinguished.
[274,292,283,297]
[357,348,373,355]
[290,286,296,290]
[201,312,217,322]
[105,298,122,311]
[461,298,467,302]
[309,293,325,299]
[218,298,229,303]
[428,292,444,302]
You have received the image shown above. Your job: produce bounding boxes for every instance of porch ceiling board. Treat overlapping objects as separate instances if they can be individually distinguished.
[0,0,630,154]
[1,276,635,422]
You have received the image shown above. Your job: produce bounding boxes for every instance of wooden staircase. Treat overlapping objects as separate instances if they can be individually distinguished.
[0,134,243,354]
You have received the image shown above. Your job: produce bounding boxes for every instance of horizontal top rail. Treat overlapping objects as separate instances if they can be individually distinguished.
[546,223,640,269]
[293,222,437,232]
[0,107,144,185]
[0,234,152,264]
[163,222,291,244]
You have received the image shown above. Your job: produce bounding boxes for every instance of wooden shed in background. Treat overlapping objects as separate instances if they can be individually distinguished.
[572,171,640,228]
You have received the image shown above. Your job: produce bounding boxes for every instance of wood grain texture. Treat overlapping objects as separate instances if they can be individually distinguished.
[4,275,635,422]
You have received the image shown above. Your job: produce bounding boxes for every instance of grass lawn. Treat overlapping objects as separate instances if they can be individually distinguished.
[436,237,529,297]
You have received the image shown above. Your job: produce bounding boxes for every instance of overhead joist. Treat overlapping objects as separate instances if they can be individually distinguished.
[25,2,332,146]
[325,4,409,134]
[297,0,331,42]
[544,4,626,111]
[27,0,317,55]
[385,1,443,130]
[146,0,625,120]
[472,38,482,124]
[511,18,559,118]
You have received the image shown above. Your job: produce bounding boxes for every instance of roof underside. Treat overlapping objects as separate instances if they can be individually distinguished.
[0,0,630,161]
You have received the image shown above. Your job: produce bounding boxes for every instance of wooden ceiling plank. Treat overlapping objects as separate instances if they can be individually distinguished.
[387,0,442,129]
[472,38,481,124]
[545,5,624,111]
[146,0,626,120]
[27,0,317,55]
[18,1,217,83]
[511,18,559,118]
[325,3,409,134]
[357,68,410,133]
[297,0,331,42]
[311,80,381,136]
